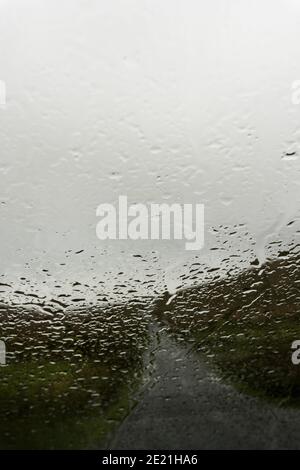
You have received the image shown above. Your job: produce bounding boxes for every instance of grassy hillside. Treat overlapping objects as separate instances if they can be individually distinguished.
[154,247,300,405]
[0,299,152,449]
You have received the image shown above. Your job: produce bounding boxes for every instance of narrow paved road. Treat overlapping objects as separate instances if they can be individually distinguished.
[109,331,300,449]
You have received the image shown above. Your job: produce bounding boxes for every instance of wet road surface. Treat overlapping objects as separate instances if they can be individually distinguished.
[109,331,300,450]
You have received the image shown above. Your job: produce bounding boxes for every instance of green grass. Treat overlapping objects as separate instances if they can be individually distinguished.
[0,360,140,449]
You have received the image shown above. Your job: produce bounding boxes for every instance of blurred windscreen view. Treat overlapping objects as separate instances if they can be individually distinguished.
[0,0,300,450]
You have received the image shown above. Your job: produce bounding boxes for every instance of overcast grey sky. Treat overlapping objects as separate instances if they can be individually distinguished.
[0,0,300,301]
